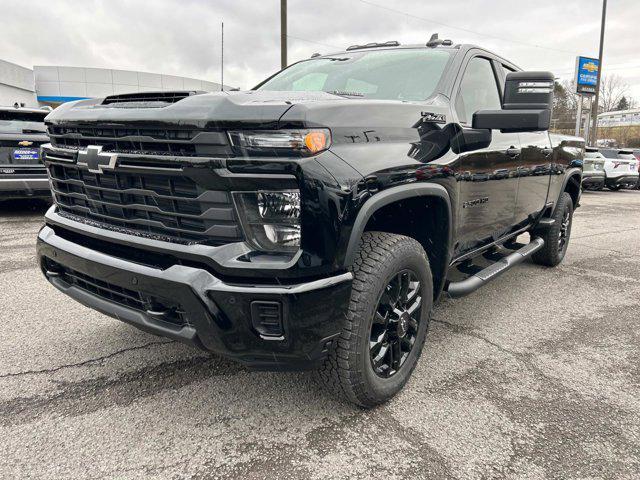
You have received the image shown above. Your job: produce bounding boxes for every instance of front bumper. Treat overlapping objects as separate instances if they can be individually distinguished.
[0,176,51,199]
[37,225,352,370]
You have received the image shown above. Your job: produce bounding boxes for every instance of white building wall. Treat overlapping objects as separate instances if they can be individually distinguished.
[0,59,38,107]
[33,66,224,104]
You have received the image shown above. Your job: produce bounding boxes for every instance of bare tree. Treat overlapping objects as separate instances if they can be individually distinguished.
[598,74,634,112]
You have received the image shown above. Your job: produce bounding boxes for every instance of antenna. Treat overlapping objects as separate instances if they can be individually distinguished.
[221,21,224,91]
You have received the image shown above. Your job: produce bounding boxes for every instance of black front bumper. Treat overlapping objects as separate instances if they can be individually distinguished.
[37,225,352,370]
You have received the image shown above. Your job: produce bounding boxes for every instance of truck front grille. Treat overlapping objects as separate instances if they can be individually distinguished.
[47,125,232,157]
[47,162,243,245]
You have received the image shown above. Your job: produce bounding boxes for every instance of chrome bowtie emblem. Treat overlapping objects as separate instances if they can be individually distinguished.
[76,145,118,173]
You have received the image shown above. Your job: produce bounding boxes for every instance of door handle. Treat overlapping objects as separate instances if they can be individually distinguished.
[506,147,521,158]
[542,148,553,157]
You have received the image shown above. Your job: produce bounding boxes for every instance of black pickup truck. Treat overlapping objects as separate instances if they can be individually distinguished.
[37,38,584,407]
[1,106,50,200]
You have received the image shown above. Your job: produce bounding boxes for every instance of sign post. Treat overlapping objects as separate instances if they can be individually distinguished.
[574,56,599,138]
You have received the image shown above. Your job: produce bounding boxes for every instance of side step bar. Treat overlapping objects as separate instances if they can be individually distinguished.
[446,238,545,298]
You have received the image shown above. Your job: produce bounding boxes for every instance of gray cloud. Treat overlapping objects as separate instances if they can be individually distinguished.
[1,0,638,97]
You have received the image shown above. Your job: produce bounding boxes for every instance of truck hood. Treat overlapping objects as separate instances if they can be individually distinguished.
[45,90,447,131]
[45,90,352,129]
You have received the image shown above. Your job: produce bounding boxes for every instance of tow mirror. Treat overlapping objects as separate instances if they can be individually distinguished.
[451,127,492,154]
[472,71,554,133]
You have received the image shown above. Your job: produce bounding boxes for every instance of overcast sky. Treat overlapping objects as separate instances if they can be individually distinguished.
[2,0,639,98]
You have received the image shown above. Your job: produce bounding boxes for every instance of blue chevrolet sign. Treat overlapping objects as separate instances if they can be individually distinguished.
[575,56,599,95]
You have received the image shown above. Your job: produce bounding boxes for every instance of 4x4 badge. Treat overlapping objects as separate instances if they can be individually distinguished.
[420,111,446,124]
[77,145,118,173]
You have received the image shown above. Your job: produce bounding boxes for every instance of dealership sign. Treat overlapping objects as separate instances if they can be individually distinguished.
[574,56,599,95]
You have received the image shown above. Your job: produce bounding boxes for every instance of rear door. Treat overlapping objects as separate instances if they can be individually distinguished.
[515,131,552,225]
[451,54,520,254]
[495,63,552,226]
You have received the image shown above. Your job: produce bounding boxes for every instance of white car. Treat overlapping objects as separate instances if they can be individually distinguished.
[600,149,639,191]
[582,148,606,190]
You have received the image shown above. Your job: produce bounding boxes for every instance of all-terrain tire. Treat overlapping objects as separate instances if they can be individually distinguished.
[316,232,433,408]
[531,192,574,267]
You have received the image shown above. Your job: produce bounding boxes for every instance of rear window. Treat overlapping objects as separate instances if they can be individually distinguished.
[618,153,636,160]
[599,149,619,158]
[585,151,604,159]
[0,110,47,134]
[0,111,48,122]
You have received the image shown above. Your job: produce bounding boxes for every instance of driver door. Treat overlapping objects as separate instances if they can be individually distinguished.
[452,55,520,255]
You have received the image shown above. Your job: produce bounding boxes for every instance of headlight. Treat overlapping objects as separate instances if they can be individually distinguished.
[228,129,331,156]
[233,190,301,253]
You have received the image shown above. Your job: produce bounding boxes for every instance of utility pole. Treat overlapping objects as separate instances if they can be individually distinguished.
[590,0,607,145]
[221,21,224,91]
[280,0,287,70]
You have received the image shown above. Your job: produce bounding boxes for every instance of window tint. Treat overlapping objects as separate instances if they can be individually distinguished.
[455,57,502,124]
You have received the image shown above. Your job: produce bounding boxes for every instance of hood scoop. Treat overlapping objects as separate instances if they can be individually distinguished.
[101,90,205,107]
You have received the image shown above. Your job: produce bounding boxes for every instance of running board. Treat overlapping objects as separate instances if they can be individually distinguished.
[446,238,545,298]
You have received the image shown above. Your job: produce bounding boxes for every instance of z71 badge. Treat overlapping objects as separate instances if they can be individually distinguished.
[420,112,446,123]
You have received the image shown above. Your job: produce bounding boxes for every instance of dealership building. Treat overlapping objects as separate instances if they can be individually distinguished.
[0,58,224,108]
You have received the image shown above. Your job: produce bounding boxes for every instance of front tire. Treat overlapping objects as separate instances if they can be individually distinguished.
[316,232,433,408]
[531,192,574,267]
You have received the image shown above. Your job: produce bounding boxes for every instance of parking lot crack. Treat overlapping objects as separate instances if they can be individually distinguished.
[0,340,172,379]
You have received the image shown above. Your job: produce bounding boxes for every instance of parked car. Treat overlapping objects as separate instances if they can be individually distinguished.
[633,149,640,189]
[599,148,639,190]
[37,37,583,407]
[0,106,51,201]
[581,147,606,190]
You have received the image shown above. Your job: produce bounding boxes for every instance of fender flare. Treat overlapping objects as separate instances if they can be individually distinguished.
[552,167,582,215]
[343,183,454,267]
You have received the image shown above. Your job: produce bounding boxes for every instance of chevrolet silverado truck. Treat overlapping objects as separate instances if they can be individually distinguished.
[1,106,50,201]
[37,38,584,407]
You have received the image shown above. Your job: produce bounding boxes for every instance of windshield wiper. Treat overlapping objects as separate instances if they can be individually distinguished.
[325,90,365,98]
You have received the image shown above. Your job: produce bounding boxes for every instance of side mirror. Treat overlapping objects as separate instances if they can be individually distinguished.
[451,127,492,154]
[472,71,554,133]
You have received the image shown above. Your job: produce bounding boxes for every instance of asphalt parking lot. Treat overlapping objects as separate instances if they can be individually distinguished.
[0,191,639,480]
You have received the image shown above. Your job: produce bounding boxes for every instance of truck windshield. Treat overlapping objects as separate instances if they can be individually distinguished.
[0,110,47,134]
[256,49,452,102]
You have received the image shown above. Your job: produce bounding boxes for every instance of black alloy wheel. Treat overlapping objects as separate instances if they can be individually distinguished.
[370,270,422,378]
[558,207,572,254]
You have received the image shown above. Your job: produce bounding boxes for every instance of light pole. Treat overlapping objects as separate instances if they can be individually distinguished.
[590,0,607,145]
[280,0,287,70]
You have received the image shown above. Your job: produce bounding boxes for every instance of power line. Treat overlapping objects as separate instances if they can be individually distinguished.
[356,0,581,56]
[286,34,341,50]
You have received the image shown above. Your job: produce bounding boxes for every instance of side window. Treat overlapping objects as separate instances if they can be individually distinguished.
[455,57,502,125]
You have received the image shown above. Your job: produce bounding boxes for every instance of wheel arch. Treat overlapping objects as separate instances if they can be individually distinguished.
[562,168,582,210]
[344,184,453,299]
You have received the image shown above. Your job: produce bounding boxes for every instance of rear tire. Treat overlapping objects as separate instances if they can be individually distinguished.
[316,232,433,408]
[531,192,574,267]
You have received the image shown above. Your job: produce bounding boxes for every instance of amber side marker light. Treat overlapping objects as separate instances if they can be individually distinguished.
[304,131,329,154]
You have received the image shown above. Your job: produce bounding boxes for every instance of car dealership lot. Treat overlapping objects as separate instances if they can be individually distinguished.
[0,193,638,480]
